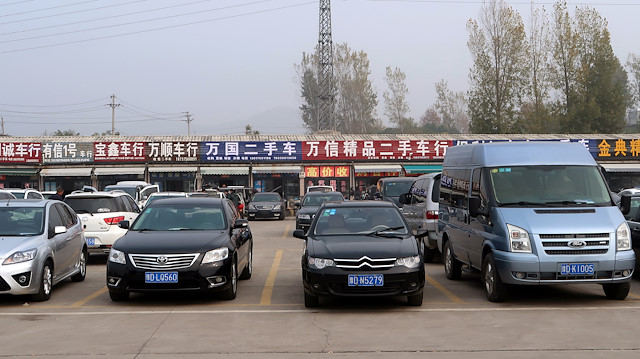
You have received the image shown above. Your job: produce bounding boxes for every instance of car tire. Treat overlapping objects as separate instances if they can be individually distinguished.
[304,291,319,308]
[247,216,253,221]
[424,247,436,263]
[109,290,129,302]
[279,212,285,220]
[220,259,238,300]
[482,253,508,302]
[407,292,423,306]
[32,261,53,302]
[602,282,630,300]
[70,247,87,282]
[239,246,252,280]
[443,241,462,280]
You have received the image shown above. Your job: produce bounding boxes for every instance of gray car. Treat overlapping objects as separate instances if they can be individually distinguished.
[295,191,345,230]
[0,200,87,301]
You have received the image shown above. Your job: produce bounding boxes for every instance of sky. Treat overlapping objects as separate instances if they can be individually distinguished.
[0,0,638,137]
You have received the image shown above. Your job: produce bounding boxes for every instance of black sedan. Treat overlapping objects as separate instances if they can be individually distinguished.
[247,192,286,220]
[296,191,345,230]
[106,198,253,301]
[294,201,426,307]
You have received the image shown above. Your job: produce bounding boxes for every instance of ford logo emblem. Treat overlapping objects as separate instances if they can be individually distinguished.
[568,240,587,248]
[156,256,168,264]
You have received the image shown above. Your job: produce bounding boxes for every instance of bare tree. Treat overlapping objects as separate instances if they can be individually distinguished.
[383,66,414,131]
[434,80,469,133]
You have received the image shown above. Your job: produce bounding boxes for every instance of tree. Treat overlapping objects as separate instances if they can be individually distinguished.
[550,1,579,122]
[48,129,80,136]
[626,53,640,109]
[434,80,469,133]
[467,0,529,134]
[245,124,259,135]
[92,130,120,136]
[295,52,321,132]
[383,66,414,132]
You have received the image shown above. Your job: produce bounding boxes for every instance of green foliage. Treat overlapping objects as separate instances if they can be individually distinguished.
[92,130,120,136]
[50,129,80,136]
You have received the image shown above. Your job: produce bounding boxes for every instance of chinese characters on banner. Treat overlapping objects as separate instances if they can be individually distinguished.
[94,142,145,162]
[595,139,640,159]
[147,142,198,162]
[42,142,93,163]
[0,143,41,163]
[304,166,350,178]
[302,140,452,161]
[202,141,301,161]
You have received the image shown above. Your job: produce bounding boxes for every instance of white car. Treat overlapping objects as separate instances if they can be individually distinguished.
[104,181,159,209]
[64,191,140,255]
[4,188,44,199]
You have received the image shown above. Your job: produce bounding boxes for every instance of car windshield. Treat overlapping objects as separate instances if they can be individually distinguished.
[313,207,409,236]
[131,204,226,231]
[146,194,185,205]
[490,165,611,206]
[104,186,137,198]
[302,194,344,206]
[0,207,45,236]
[383,181,414,197]
[65,197,121,213]
[252,193,281,202]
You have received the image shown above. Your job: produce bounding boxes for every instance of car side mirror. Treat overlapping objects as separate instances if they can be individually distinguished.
[469,196,489,218]
[54,225,67,235]
[233,219,249,229]
[399,193,411,204]
[620,194,631,215]
[118,220,130,229]
[293,229,306,239]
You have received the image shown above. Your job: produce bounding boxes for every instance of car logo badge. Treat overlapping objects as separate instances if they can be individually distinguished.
[568,240,587,248]
[157,256,168,264]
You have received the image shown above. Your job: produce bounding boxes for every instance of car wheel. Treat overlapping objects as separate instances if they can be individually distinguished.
[247,216,253,221]
[602,282,630,300]
[407,292,423,306]
[424,247,436,263]
[443,241,462,280]
[220,259,237,300]
[71,247,87,282]
[279,212,285,220]
[482,253,508,302]
[32,261,53,302]
[109,290,130,302]
[304,291,319,308]
[239,246,252,280]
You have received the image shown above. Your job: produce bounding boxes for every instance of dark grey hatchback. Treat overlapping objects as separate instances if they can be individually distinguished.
[294,201,426,307]
[106,198,253,301]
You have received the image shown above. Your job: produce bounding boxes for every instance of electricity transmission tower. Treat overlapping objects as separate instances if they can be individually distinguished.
[317,0,334,131]
[182,112,194,136]
[107,94,121,134]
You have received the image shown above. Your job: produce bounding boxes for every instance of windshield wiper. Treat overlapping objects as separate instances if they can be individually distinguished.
[499,201,548,207]
[544,200,592,206]
[366,226,406,238]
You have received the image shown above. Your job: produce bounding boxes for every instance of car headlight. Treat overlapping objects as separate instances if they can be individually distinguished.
[3,249,37,265]
[298,214,311,220]
[109,248,126,264]
[273,205,282,210]
[395,255,421,268]
[202,247,229,264]
[507,224,531,253]
[308,257,334,269]
[616,222,632,251]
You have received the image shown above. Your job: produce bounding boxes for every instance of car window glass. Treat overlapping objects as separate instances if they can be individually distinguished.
[48,205,64,236]
[142,187,158,198]
[54,203,75,228]
[625,197,640,221]
[128,196,140,212]
[431,175,441,203]
[252,193,281,202]
[472,168,489,211]
[225,201,238,224]
[0,207,45,236]
[121,196,134,212]
[59,203,79,226]
[132,205,226,231]
[410,180,426,204]
[440,168,469,209]
[65,197,121,214]
[313,207,408,236]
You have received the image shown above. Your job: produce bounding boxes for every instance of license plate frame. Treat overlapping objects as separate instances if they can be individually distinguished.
[560,263,595,276]
[145,272,179,284]
[347,274,384,287]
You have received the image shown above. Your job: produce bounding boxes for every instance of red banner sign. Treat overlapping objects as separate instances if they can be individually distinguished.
[0,142,41,163]
[305,166,350,178]
[302,140,451,161]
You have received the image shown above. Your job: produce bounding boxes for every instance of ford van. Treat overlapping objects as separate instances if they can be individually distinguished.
[438,142,635,302]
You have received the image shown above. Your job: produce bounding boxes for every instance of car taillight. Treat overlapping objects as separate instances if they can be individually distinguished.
[426,210,438,220]
[104,216,125,225]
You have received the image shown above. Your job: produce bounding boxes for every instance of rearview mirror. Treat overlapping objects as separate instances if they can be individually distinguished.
[118,220,130,229]
[293,229,306,239]
[233,219,249,229]
[54,226,67,235]
[620,194,631,215]
[399,193,411,204]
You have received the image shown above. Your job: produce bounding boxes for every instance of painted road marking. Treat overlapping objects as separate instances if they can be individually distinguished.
[425,273,464,304]
[260,249,283,305]
[70,286,108,307]
[282,224,291,238]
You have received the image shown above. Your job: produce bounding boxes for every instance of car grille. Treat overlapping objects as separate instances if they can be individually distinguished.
[328,281,403,295]
[0,276,10,291]
[128,253,200,270]
[539,233,610,255]
[258,205,274,210]
[334,256,396,270]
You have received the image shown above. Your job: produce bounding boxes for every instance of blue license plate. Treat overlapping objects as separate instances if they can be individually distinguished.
[348,274,384,286]
[145,272,178,283]
[85,237,95,246]
[560,263,595,275]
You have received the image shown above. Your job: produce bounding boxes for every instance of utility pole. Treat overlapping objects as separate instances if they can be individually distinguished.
[317,0,334,131]
[106,94,121,135]
[182,112,194,136]
[1,116,4,136]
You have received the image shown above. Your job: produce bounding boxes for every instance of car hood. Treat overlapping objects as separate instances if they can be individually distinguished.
[298,206,320,215]
[113,230,231,254]
[0,236,43,258]
[309,235,417,259]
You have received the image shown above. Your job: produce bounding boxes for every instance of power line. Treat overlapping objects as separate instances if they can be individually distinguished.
[2,1,316,54]
[0,1,34,7]
[0,0,99,18]
[0,105,105,114]
[369,0,640,5]
[0,98,106,107]
[0,0,144,25]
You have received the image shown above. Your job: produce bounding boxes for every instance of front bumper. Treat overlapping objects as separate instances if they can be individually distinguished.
[0,260,41,296]
[248,209,282,219]
[493,249,636,285]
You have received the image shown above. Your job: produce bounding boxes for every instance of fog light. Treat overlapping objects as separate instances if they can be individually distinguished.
[206,276,226,287]
[107,276,121,286]
[409,282,418,288]
[514,272,525,279]
[312,283,321,290]
[12,272,31,286]
[623,270,632,277]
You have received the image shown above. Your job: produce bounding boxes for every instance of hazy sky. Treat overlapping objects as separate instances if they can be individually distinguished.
[0,0,638,137]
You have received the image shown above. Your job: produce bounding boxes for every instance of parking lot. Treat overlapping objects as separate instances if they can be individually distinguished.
[2,218,640,358]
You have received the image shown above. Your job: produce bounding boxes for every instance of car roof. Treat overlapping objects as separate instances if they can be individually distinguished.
[304,191,344,197]
[65,191,131,198]
[149,192,187,196]
[320,200,396,208]
[146,197,226,206]
[378,177,416,183]
[0,199,51,207]
[417,172,442,179]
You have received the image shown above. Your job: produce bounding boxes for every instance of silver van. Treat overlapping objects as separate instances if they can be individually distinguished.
[399,172,441,262]
[438,142,635,302]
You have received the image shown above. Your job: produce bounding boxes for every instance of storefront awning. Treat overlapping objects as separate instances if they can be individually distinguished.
[353,164,402,173]
[94,167,145,175]
[252,166,301,174]
[403,164,442,174]
[200,166,249,175]
[40,168,92,177]
[0,168,39,176]
[148,166,198,173]
[600,163,640,173]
